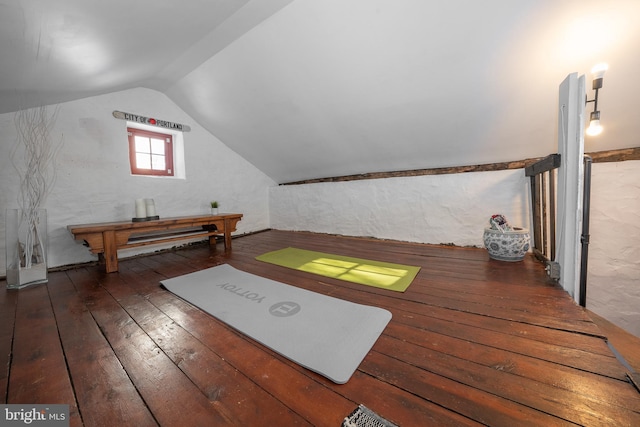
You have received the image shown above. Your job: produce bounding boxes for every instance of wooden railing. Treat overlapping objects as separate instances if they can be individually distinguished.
[526,153,594,306]
[525,154,561,274]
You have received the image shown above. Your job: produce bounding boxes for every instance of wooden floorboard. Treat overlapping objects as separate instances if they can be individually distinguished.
[47,271,158,427]
[2,230,640,426]
[587,310,640,373]
[0,287,17,403]
[8,283,82,427]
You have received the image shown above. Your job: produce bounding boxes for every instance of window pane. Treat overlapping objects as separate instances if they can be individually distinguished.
[135,136,150,153]
[136,153,151,169]
[151,154,165,170]
[150,138,165,155]
[128,126,174,176]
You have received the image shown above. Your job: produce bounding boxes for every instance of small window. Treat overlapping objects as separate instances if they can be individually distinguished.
[128,127,174,176]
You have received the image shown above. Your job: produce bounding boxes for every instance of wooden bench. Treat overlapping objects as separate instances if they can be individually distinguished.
[68,213,243,273]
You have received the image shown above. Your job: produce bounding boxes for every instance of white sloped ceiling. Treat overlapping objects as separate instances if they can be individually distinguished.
[2,0,640,183]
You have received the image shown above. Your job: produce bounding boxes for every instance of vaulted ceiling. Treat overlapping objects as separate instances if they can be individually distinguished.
[2,0,639,183]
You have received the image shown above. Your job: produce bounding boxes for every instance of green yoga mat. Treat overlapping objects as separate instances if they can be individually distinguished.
[256,247,420,292]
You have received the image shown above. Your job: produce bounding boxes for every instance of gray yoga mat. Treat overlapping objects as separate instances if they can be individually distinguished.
[160,264,392,384]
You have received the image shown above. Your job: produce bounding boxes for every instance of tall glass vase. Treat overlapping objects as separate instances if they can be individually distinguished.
[5,208,48,289]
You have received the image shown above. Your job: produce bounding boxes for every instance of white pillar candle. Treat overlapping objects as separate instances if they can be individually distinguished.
[135,199,147,218]
[145,198,156,216]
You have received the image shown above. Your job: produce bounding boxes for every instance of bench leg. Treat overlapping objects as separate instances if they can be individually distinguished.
[103,230,119,273]
[223,219,232,250]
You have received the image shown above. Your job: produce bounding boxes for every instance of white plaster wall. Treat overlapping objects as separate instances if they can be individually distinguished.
[269,169,531,247]
[269,163,640,339]
[0,87,276,275]
[587,160,640,337]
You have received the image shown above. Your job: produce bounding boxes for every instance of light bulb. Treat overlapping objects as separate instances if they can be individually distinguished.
[586,119,603,136]
[591,63,609,79]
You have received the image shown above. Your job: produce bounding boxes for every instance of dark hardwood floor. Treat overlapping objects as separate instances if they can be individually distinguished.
[1,230,639,426]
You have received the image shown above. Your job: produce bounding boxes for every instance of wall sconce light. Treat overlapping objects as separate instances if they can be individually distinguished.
[585,63,608,136]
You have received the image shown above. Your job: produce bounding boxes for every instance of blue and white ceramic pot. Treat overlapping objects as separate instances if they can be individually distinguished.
[483,227,530,262]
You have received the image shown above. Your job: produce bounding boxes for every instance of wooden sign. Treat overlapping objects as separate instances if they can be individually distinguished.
[112,111,191,132]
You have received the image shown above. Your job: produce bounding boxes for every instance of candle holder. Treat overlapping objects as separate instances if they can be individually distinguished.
[133,198,150,222]
[145,198,159,220]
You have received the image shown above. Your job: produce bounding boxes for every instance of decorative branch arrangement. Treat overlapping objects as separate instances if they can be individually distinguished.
[9,105,62,273]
